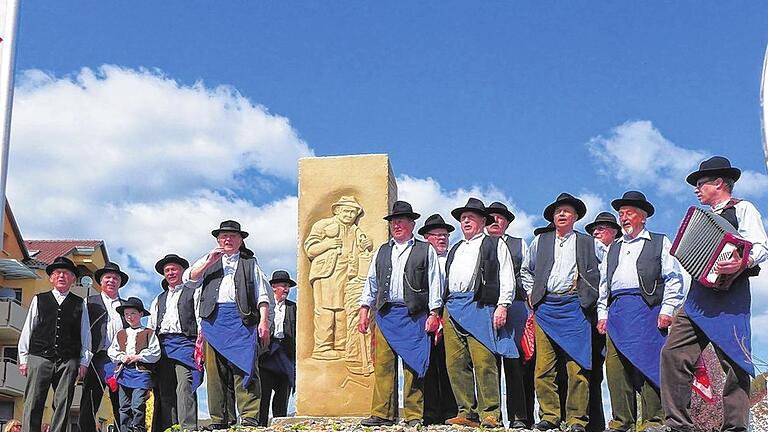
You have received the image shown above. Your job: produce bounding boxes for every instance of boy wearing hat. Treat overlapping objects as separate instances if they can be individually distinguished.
[661,156,768,432]
[357,201,443,427]
[148,254,202,431]
[486,201,533,429]
[520,193,600,432]
[418,214,458,426]
[80,262,130,432]
[596,191,684,432]
[257,270,297,426]
[19,256,92,432]
[108,297,161,432]
[441,198,518,428]
[184,220,275,428]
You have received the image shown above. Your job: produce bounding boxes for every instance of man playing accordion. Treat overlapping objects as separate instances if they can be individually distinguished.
[660,156,768,432]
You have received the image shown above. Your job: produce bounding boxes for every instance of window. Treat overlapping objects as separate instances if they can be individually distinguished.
[2,347,16,363]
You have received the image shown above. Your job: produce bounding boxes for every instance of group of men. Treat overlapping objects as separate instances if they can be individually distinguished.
[18,220,297,431]
[357,156,766,432]
[15,155,764,432]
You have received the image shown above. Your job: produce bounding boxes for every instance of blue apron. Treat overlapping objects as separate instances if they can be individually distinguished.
[684,277,754,377]
[506,299,530,348]
[445,292,519,358]
[535,294,592,370]
[607,289,666,387]
[93,352,116,385]
[159,334,204,390]
[201,303,259,387]
[375,304,431,378]
[117,364,154,390]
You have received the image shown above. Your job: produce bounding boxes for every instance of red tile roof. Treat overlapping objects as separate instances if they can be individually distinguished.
[24,240,105,264]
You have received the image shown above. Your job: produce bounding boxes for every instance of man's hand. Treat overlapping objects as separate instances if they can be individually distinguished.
[206,247,226,264]
[493,305,508,329]
[596,319,607,335]
[425,313,440,333]
[357,308,370,334]
[258,321,270,350]
[715,250,745,275]
[19,363,27,377]
[123,354,140,364]
[527,295,534,310]
[657,314,673,330]
[78,365,88,380]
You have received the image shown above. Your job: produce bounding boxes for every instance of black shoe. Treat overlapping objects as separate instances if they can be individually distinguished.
[240,417,261,427]
[568,425,587,432]
[361,416,396,427]
[405,419,422,427]
[202,424,229,431]
[510,420,529,429]
[534,420,560,431]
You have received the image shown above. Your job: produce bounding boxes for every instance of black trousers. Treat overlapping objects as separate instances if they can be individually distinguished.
[587,328,606,432]
[497,355,531,425]
[423,336,457,425]
[79,352,121,432]
[257,368,292,426]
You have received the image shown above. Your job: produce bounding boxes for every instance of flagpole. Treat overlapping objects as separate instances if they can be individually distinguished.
[0,0,20,230]
[762,43,768,173]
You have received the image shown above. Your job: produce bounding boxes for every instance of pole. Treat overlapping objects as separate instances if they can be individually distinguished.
[0,0,21,231]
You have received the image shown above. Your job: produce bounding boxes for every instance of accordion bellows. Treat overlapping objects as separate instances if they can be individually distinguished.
[671,206,752,290]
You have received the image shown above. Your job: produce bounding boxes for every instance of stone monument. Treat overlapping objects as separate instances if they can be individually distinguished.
[296,154,396,416]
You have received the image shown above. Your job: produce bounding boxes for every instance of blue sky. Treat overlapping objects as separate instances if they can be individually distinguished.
[6,1,768,417]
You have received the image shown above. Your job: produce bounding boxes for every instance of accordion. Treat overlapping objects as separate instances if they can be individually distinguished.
[671,206,752,290]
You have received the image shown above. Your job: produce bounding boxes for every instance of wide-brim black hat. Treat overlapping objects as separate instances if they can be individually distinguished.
[451,197,495,225]
[95,262,129,287]
[211,219,249,239]
[116,296,150,317]
[269,270,297,287]
[686,156,741,186]
[486,201,515,223]
[611,191,655,217]
[533,223,555,236]
[543,193,587,222]
[154,254,190,275]
[417,213,456,236]
[585,211,621,235]
[383,200,420,221]
[45,256,80,277]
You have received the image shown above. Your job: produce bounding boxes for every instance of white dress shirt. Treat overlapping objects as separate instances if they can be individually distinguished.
[108,326,162,364]
[273,300,286,339]
[18,289,93,366]
[101,292,124,352]
[184,252,275,325]
[446,233,515,305]
[597,229,685,320]
[360,237,444,311]
[148,282,202,335]
[521,232,577,295]
[712,199,768,267]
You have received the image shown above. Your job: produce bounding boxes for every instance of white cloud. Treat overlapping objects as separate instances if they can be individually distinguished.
[397,175,537,241]
[587,120,706,196]
[736,170,768,199]
[574,191,608,231]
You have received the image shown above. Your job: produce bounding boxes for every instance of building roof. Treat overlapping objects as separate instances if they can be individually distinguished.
[24,239,107,264]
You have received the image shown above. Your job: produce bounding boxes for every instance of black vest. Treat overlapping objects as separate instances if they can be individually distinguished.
[605,232,665,307]
[503,236,526,301]
[87,294,129,354]
[199,255,260,326]
[531,231,600,309]
[30,291,83,360]
[156,285,198,337]
[445,235,501,305]
[721,199,760,278]
[374,239,430,316]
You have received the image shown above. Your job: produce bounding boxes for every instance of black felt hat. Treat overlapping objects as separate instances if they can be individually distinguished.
[451,198,495,225]
[417,214,456,236]
[211,220,249,239]
[486,201,516,223]
[269,270,297,287]
[45,256,80,277]
[154,254,190,275]
[686,156,741,186]
[116,297,150,317]
[543,193,587,222]
[383,200,420,221]
[533,223,555,236]
[611,191,655,217]
[585,212,621,235]
[95,262,129,287]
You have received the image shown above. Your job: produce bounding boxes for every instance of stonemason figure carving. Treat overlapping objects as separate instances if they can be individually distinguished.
[305,196,375,375]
